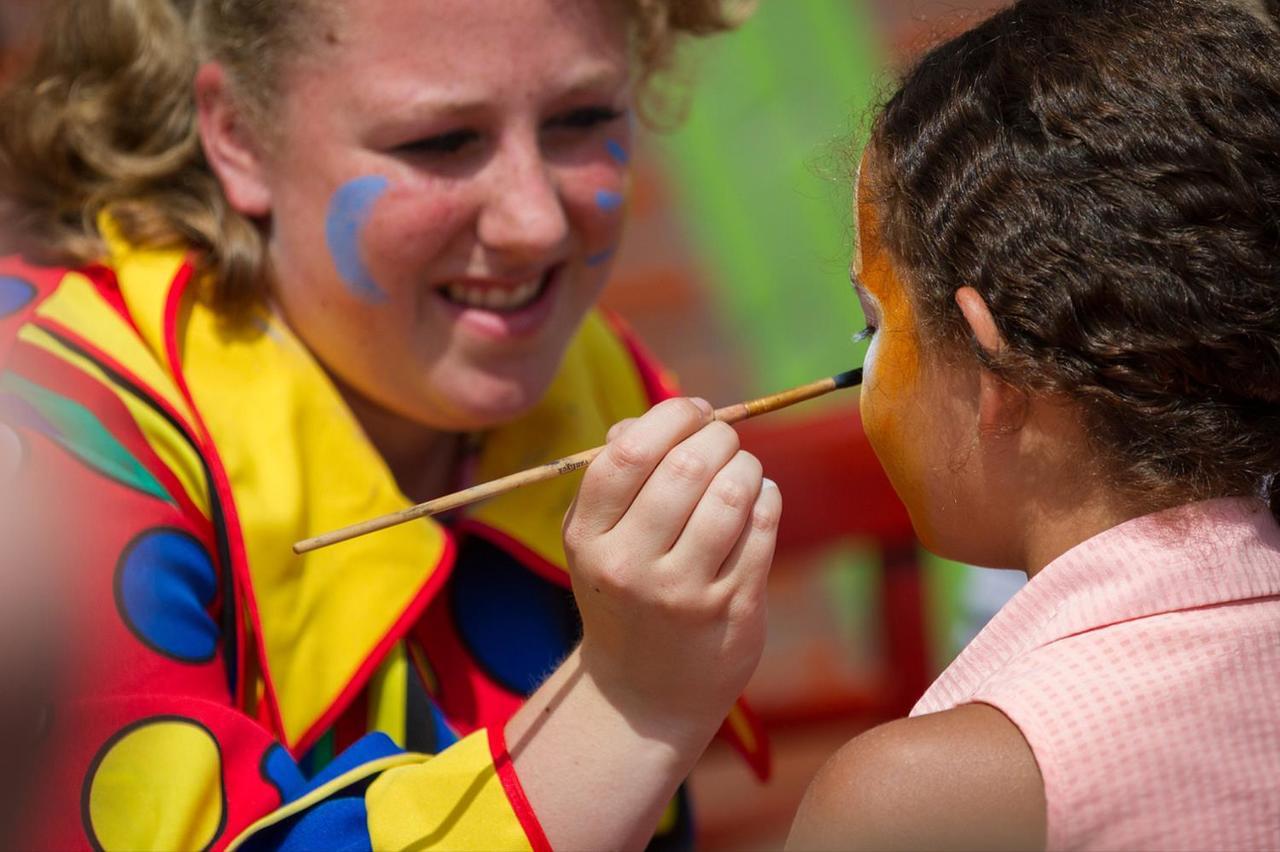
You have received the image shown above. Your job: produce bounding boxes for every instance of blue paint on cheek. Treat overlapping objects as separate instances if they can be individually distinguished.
[325,175,391,304]
[595,189,625,213]
[605,139,630,166]
[586,248,617,268]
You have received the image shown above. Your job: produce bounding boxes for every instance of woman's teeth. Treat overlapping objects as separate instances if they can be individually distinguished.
[444,278,544,311]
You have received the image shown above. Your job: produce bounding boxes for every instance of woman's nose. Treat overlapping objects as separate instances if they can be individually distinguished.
[476,140,570,262]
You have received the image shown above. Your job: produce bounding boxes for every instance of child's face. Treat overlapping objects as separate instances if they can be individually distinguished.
[852,151,982,557]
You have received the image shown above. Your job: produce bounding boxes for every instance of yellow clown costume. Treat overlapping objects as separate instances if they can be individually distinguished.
[0,223,768,851]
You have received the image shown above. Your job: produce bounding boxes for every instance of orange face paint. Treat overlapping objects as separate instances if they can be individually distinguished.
[854,152,934,541]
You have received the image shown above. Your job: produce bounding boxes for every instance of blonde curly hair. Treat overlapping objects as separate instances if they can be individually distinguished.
[0,0,748,313]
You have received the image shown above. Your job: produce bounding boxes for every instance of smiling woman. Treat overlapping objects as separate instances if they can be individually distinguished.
[0,1,777,850]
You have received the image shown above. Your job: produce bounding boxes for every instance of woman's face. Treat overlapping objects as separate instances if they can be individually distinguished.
[255,0,633,431]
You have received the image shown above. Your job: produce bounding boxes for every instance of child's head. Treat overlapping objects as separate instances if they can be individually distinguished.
[856,0,1280,564]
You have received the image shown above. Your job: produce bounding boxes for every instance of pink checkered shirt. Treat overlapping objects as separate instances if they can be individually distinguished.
[912,497,1280,851]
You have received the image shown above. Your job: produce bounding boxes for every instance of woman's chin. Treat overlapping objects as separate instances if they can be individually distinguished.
[428,370,558,433]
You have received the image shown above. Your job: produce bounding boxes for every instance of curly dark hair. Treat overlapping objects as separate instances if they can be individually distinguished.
[867,0,1280,522]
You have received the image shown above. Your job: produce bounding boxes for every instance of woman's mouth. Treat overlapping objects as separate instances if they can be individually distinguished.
[433,266,561,340]
[440,274,549,312]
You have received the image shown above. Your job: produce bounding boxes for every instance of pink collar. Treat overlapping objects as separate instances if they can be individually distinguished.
[915,497,1280,714]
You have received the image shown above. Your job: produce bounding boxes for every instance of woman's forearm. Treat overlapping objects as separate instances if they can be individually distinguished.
[505,646,719,852]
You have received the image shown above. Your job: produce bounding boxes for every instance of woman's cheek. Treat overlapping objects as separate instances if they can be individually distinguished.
[566,149,630,262]
[360,184,463,290]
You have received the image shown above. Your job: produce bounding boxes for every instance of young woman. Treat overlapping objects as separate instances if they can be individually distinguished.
[0,0,778,848]
[789,0,1280,848]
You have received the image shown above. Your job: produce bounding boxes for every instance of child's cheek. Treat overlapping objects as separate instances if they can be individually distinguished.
[861,302,933,539]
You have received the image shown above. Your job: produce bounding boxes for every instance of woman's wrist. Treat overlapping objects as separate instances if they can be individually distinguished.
[574,639,728,752]
[504,645,717,850]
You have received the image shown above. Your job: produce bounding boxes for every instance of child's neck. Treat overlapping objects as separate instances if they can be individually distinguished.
[1019,488,1144,579]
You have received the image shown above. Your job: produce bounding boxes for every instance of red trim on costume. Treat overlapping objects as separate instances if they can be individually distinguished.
[454,519,570,589]
[600,309,681,403]
[489,724,553,852]
[292,533,459,755]
[161,261,269,734]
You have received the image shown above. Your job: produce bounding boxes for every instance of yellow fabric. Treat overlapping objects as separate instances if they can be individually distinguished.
[368,643,409,748]
[178,296,449,747]
[17,324,211,518]
[469,313,651,571]
[97,214,190,375]
[366,730,532,852]
[32,269,198,429]
[72,225,673,834]
[176,295,654,747]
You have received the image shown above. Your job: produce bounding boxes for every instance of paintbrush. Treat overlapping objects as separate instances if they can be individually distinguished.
[293,367,862,554]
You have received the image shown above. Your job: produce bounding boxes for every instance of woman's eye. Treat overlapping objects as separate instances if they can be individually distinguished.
[396,129,479,156]
[550,105,625,131]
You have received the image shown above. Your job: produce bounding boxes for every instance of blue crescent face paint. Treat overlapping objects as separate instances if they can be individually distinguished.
[325,175,392,304]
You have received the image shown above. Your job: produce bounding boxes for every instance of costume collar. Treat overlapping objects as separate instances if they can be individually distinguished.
[152,258,650,751]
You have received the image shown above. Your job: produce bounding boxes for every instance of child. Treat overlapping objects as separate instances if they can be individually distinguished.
[789,0,1280,848]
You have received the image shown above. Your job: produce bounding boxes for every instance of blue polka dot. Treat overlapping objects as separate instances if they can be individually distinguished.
[115,529,219,663]
[0,277,35,318]
[450,538,580,696]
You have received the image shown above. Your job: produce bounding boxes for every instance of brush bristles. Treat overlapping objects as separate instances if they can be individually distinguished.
[833,368,863,389]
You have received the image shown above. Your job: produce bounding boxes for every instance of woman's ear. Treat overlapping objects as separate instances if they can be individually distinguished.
[955,286,1028,436]
[194,62,272,217]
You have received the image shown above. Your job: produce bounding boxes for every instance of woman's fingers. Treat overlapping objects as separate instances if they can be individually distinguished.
[714,476,781,587]
[613,420,741,557]
[664,448,762,579]
[605,418,637,443]
[569,398,712,537]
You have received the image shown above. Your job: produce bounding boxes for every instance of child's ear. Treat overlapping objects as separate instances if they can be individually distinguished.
[194,62,272,217]
[955,287,1028,436]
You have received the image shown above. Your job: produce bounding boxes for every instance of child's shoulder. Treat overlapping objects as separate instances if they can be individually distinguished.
[788,703,1045,851]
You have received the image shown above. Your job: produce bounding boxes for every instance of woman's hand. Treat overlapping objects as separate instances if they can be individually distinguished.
[563,396,780,743]
[506,397,779,851]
